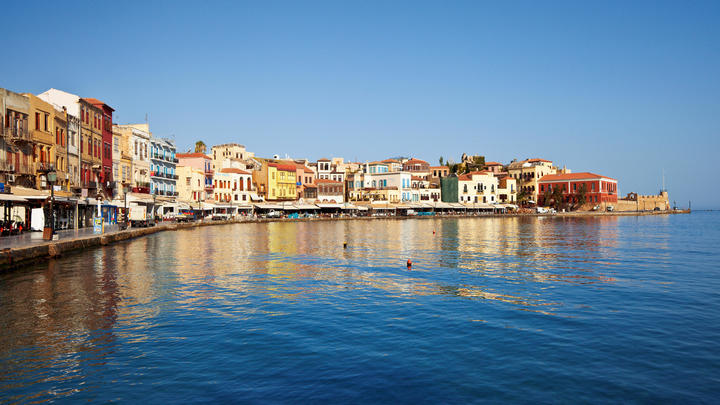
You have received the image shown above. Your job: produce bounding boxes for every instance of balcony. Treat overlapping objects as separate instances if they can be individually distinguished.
[35,162,56,173]
[5,126,32,142]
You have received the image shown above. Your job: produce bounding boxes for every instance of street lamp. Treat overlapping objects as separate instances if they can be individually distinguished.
[122,182,130,230]
[152,191,157,225]
[45,168,57,240]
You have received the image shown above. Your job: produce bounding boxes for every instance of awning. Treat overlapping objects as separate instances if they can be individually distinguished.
[236,204,253,210]
[433,202,454,209]
[342,203,359,210]
[254,203,283,210]
[294,204,319,210]
[0,194,28,202]
[249,193,264,202]
[316,203,343,208]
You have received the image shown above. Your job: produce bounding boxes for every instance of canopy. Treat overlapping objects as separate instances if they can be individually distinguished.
[294,204,319,210]
[317,203,343,208]
[254,203,283,210]
[0,194,28,202]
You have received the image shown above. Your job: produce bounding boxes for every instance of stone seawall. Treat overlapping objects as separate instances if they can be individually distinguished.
[0,209,690,271]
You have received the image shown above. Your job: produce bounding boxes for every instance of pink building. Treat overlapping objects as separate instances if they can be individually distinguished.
[177,153,214,198]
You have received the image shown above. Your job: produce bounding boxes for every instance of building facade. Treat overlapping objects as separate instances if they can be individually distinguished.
[150,136,177,197]
[538,172,618,207]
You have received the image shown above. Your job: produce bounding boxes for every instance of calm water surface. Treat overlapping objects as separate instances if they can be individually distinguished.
[1,213,719,403]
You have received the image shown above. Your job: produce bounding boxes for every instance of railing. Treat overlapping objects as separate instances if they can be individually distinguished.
[35,162,56,172]
[6,126,32,142]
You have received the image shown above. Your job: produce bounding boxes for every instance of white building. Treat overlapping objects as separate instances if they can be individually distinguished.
[458,171,499,204]
[213,168,254,205]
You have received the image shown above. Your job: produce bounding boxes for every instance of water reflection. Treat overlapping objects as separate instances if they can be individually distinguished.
[1,215,653,402]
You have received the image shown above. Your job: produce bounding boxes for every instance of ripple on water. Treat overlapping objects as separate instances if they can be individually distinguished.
[1,213,720,402]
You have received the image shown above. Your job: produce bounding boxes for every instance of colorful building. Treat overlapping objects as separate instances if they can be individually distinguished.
[538,172,618,207]
[2,89,33,188]
[507,158,559,203]
[85,98,115,196]
[267,162,296,201]
[177,152,213,200]
[150,136,177,198]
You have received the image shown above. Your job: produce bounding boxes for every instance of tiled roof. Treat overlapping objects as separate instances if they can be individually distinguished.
[177,153,211,159]
[485,161,503,166]
[404,158,429,165]
[527,158,552,163]
[539,172,616,182]
[82,98,114,111]
[268,163,296,171]
[220,168,250,175]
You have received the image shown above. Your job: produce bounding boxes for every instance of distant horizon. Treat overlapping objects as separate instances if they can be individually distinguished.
[3,1,717,208]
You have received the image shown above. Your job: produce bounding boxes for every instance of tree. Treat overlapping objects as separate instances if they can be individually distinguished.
[551,185,565,211]
[517,188,531,206]
[194,141,207,154]
[439,156,444,166]
[472,155,486,167]
[574,183,588,210]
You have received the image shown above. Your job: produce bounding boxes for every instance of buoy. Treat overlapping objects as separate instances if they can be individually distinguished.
[407,259,412,268]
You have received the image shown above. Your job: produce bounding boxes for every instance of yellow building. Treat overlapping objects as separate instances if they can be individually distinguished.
[26,94,57,190]
[507,158,559,203]
[78,99,103,191]
[52,107,69,191]
[267,162,296,201]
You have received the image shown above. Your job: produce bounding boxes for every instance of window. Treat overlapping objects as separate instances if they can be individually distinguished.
[35,112,40,130]
[44,114,49,131]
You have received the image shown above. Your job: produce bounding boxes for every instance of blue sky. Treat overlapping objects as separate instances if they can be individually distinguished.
[3,1,719,208]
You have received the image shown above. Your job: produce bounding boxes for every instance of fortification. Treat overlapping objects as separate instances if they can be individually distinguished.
[617,191,670,211]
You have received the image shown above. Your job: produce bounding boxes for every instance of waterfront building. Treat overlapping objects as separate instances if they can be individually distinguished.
[507,158,559,203]
[37,88,81,192]
[496,175,517,203]
[213,168,254,204]
[538,172,618,206]
[429,166,449,188]
[363,171,413,202]
[85,98,115,197]
[149,136,177,198]
[26,94,56,190]
[177,152,213,200]
[114,124,151,194]
[177,165,207,204]
[457,171,499,204]
[294,162,316,200]
[316,179,344,203]
[51,106,69,191]
[1,89,33,189]
[78,98,104,197]
[112,127,132,200]
[315,158,332,180]
[267,162,296,201]
[211,143,254,171]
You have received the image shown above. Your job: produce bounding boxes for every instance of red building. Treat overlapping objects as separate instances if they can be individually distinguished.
[85,98,114,196]
[538,172,618,206]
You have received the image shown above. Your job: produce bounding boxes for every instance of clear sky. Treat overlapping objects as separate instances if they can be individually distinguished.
[3,1,719,208]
